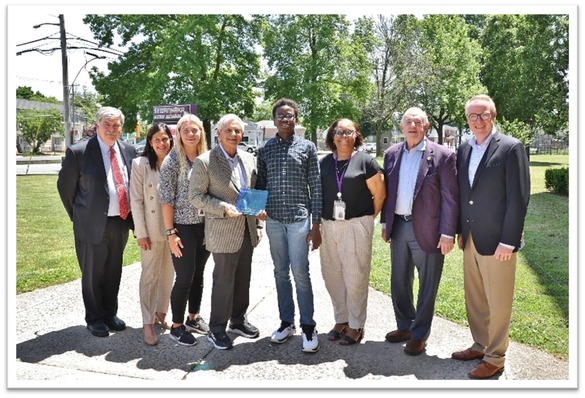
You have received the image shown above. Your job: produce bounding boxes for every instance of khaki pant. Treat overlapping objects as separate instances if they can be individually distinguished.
[319,215,374,329]
[463,233,517,368]
[139,240,175,324]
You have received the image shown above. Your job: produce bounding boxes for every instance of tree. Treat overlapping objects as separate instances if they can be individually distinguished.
[17,86,60,103]
[414,15,485,144]
[479,15,569,138]
[17,108,63,154]
[362,15,422,156]
[261,14,369,143]
[84,14,262,143]
[71,87,102,134]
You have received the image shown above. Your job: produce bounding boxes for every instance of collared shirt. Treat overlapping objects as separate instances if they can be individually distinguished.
[257,133,322,224]
[219,143,246,189]
[468,128,496,187]
[395,138,426,216]
[96,135,129,217]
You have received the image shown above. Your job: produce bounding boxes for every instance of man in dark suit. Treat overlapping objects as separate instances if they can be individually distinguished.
[381,107,459,356]
[452,95,530,379]
[57,106,135,338]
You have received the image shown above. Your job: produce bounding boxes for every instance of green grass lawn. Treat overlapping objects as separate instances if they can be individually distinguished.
[15,154,569,359]
[16,175,140,293]
[370,153,569,360]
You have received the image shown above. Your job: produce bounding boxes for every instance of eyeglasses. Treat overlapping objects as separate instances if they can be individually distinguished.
[333,129,356,137]
[403,120,423,126]
[467,112,492,122]
[275,114,295,120]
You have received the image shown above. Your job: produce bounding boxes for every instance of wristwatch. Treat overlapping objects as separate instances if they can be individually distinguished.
[165,228,178,236]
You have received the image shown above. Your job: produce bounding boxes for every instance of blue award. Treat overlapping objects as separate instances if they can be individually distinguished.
[236,188,269,215]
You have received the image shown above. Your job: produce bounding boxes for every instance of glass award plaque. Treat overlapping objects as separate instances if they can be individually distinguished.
[236,188,269,215]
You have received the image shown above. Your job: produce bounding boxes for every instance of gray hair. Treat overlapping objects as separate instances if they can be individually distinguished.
[465,94,497,116]
[96,106,125,126]
[401,107,429,125]
[216,114,245,132]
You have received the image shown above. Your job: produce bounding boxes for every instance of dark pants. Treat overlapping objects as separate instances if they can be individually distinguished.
[209,226,254,334]
[170,223,211,324]
[75,216,129,324]
[390,216,444,341]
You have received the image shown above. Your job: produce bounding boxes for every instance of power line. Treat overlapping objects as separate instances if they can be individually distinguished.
[16,34,60,47]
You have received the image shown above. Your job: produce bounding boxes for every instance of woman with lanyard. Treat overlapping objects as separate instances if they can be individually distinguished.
[318,118,386,346]
[160,114,211,346]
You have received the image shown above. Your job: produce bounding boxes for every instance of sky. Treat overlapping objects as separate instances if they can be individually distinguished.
[12,9,122,100]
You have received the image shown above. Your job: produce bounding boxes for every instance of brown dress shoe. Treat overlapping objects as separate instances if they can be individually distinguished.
[404,338,426,355]
[468,361,504,379]
[385,329,411,343]
[154,312,172,330]
[452,347,484,361]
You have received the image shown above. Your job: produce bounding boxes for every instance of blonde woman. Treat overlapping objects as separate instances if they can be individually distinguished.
[160,114,211,346]
[130,123,174,346]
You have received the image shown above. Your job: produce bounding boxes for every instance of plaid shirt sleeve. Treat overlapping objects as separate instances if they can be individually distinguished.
[307,142,322,224]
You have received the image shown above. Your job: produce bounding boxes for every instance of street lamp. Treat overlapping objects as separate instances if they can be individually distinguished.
[70,52,105,142]
[34,14,71,147]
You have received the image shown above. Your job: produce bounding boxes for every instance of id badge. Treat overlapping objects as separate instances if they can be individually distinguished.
[333,200,346,220]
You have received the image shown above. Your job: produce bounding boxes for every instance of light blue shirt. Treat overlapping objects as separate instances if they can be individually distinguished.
[96,135,128,217]
[468,129,496,187]
[219,143,247,189]
[395,138,426,215]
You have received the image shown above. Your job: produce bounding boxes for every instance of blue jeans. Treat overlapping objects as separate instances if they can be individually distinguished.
[266,217,316,327]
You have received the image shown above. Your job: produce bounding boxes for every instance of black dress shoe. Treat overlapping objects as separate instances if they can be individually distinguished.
[104,316,126,331]
[87,322,109,337]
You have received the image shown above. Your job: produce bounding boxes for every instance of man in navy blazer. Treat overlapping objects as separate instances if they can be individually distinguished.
[57,106,135,338]
[452,95,530,379]
[381,107,459,356]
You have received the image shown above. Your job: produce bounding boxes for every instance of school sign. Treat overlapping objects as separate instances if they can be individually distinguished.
[152,104,197,124]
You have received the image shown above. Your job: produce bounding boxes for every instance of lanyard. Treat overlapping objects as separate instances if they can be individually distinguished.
[334,151,354,200]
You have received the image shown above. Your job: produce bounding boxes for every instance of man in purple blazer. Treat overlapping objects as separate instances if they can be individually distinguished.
[380,107,459,356]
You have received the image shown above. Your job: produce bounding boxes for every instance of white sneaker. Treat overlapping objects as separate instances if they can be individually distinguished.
[271,323,296,344]
[302,329,319,353]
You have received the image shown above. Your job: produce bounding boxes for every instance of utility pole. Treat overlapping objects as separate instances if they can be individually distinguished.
[59,14,72,147]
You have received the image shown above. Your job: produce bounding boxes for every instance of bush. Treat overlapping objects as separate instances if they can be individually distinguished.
[544,167,569,195]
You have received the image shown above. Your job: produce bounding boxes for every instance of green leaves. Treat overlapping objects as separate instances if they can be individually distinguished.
[85,14,262,134]
[261,14,369,141]
[17,108,63,154]
[479,15,569,137]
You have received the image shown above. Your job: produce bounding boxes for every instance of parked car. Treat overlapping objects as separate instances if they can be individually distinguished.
[238,142,257,155]
[134,139,146,155]
[364,142,376,153]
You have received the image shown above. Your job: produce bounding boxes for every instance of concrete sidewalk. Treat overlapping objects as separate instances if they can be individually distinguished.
[11,236,572,389]
[15,155,64,165]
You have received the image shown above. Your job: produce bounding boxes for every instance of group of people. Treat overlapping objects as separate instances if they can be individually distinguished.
[57,94,530,380]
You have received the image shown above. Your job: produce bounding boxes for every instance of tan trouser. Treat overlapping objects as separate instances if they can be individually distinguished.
[319,215,374,330]
[139,240,175,324]
[463,233,517,368]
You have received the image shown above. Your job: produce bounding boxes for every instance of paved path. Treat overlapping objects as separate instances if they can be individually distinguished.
[11,232,572,389]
